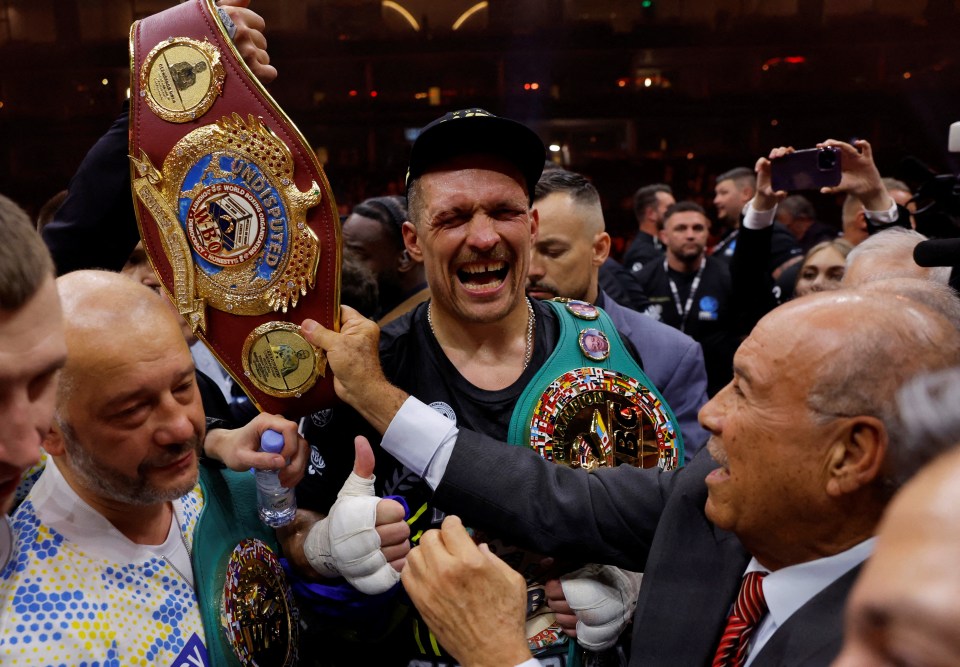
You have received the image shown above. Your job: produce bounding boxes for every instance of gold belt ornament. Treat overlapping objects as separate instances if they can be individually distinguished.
[529,367,679,471]
[130,0,341,417]
[221,538,298,667]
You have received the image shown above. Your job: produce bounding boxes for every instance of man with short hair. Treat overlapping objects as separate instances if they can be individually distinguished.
[286,109,565,666]
[288,109,687,666]
[776,194,837,252]
[343,195,428,324]
[528,170,709,454]
[381,288,960,667]
[634,201,737,395]
[841,193,870,245]
[623,183,673,274]
[843,227,951,287]
[882,176,914,214]
[0,195,67,532]
[0,270,316,665]
[713,167,756,235]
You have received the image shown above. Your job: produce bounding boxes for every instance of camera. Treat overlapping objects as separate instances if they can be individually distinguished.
[770,147,842,192]
[817,148,838,170]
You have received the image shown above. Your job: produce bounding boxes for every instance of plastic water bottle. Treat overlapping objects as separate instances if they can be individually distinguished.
[255,429,297,527]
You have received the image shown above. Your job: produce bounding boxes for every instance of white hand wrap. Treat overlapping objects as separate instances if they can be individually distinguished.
[560,565,642,651]
[302,471,401,595]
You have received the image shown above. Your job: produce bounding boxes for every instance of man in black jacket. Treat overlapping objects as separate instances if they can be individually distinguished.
[305,284,960,667]
[634,201,738,395]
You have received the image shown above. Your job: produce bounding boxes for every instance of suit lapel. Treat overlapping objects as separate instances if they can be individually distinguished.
[602,297,634,339]
[749,564,863,667]
[630,485,750,666]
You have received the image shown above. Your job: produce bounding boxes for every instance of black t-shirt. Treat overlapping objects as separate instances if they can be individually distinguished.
[635,257,737,396]
[665,266,697,307]
[296,299,563,666]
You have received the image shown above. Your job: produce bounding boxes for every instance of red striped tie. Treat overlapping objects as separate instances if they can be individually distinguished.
[711,571,768,667]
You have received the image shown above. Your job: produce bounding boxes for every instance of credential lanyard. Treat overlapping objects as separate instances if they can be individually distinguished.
[665,256,706,332]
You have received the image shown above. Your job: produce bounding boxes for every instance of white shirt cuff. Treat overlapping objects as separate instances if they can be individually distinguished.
[381,396,459,490]
[743,200,776,230]
[864,198,898,224]
[516,660,540,667]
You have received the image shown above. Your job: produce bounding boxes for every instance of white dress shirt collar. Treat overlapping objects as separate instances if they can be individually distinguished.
[743,537,876,666]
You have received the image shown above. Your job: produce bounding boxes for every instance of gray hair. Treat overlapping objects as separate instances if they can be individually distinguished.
[881,177,911,195]
[846,227,951,285]
[889,367,960,485]
[805,291,960,491]
[859,278,960,331]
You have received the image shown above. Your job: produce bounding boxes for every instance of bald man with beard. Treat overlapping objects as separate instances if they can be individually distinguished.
[0,270,306,665]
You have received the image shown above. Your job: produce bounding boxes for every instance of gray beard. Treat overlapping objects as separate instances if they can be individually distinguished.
[59,421,200,506]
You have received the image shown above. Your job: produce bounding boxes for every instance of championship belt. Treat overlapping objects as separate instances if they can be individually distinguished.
[129,0,340,418]
[508,299,684,470]
[503,300,683,658]
[194,462,299,667]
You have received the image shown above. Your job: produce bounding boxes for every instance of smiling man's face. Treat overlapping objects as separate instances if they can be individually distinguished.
[405,154,537,325]
[697,299,845,567]
[49,283,205,509]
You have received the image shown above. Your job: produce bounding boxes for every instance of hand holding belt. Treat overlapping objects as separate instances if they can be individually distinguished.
[130,0,340,419]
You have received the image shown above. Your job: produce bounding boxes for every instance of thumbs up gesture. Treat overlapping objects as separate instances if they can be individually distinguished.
[295,436,410,594]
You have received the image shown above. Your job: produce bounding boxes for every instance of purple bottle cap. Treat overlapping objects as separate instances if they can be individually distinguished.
[260,429,284,454]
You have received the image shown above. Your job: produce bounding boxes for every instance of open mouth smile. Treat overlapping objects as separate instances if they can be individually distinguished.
[457,261,509,292]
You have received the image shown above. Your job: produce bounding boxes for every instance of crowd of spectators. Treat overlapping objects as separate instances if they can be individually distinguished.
[2,2,960,667]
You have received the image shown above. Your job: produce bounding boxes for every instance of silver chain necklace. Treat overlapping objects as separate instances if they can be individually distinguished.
[161,503,193,586]
[427,298,536,369]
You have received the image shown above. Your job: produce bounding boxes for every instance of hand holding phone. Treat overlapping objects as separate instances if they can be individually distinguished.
[770,147,842,192]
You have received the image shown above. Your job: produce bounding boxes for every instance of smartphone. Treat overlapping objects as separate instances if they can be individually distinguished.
[770,147,841,192]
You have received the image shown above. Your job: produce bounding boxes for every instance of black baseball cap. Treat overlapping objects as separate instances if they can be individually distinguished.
[405,108,546,204]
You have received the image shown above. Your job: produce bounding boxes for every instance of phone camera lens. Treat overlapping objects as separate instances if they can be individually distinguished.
[818,149,838,170]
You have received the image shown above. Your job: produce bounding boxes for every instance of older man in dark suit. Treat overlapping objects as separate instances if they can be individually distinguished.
[307,284,960,667]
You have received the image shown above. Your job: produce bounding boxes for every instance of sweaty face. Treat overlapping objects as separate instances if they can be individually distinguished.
[698,304,840,567]
[834,455,960,667]
[56,320,204,507]
[795,246,847,297]
[409,155,536,324]
[713,179,747,223]
[527,192,599,302]
[660,211,709,264]
[0,277,66,513]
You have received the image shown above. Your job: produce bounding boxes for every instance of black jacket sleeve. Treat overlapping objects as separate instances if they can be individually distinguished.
[433,428,718,571]
[42,104,140,275]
